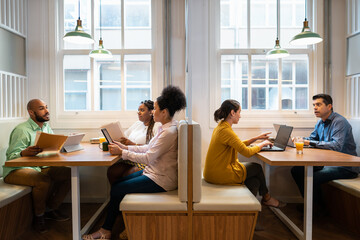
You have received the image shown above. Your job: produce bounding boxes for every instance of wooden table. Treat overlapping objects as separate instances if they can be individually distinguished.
[256,147,360,240]
[5,143,120,240]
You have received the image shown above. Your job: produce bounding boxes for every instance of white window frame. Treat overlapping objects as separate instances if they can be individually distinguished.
[209,0,324,128]
[48,0,164,129]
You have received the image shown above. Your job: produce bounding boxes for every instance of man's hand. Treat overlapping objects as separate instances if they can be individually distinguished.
[20,146,43,157]
[304,139,310,146]
[109,144,123,156]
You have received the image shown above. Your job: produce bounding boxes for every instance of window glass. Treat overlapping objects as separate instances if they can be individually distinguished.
[124,0,151,49]
[124,55,151,110]
[63,55,90,110]
[95,56,121,110]
[94,1,121,49]
[252,87,266,109]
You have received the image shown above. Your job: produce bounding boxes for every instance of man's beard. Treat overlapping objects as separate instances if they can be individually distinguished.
[34,111,49,122]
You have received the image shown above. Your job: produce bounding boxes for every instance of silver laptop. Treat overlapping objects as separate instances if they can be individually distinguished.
[261,125,293,151]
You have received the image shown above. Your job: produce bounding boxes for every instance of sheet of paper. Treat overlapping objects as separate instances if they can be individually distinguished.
[101,121,124,141]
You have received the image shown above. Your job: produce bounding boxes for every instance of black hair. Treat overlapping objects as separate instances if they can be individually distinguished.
[157,85,186,117]
[313,94,333,110]
[214,99,240,122]
[140,100,155,143]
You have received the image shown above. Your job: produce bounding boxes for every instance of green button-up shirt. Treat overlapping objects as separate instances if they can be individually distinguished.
[2,118,53,178]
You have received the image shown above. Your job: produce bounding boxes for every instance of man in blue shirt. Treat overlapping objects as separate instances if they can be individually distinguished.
[291,94,359,208]
[3,99,71,233]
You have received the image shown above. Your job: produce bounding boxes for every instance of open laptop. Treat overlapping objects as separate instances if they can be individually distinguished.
[261,125,293,151]
[273,124,313,148]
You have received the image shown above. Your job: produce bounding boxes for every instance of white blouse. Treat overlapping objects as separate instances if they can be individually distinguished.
[124,120,159,145]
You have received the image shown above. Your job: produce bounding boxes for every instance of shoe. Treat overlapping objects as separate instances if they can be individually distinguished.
[33,215,48,233]
[82,229,111,240]
[261,198,287,208]
[119,229,128,239]
[45,210,70,222]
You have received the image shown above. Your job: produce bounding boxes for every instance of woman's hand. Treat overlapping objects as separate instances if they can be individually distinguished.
[256,140,273,149]
[119,137,135,146]
[113,141,128,150]
[256,132,271,140]
[109,143,123,156]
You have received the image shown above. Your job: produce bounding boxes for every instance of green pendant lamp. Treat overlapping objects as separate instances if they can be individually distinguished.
[89,0,112,59]
[290,0,323,46]
[266,0,289,59]
[63,0,94,44]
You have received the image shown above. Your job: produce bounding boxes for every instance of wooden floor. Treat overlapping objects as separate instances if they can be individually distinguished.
[18,203,359,240]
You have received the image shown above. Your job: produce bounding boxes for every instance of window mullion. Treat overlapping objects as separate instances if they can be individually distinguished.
[279,58,282,110]
[90,0,95,111]
[248,53,252,111]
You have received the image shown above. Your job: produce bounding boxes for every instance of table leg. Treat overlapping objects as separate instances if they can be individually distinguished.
[304,166,313,240]
[71,166,81,240]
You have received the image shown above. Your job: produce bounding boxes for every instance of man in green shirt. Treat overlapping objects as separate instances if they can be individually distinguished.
[3,99,71,233]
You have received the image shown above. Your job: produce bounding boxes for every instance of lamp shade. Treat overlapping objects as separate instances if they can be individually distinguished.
[266,39,290,59]
[63,19,95,44]
[89,39,112,59]
[290,20,323,46]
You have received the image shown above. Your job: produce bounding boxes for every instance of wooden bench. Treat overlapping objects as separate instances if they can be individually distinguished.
[121,121,260,240]
[322,119,360,235]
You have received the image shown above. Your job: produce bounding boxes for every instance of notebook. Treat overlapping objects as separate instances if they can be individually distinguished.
[261,125,293,151]
[61,133,85,153]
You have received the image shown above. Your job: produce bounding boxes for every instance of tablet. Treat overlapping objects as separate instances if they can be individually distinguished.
[101,128,114,144]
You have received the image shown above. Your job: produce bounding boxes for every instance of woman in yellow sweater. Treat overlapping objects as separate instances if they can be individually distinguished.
[204,99,285,208]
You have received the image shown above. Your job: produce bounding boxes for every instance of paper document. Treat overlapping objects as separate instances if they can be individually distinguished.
[34,132,68,154]
[101,121,124,141]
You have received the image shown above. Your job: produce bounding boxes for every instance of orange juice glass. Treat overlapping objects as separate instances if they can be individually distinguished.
[295,137,304,154]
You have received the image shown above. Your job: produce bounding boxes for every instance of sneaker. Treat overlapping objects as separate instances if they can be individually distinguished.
[34,215,48,233]
[45,210,70,222]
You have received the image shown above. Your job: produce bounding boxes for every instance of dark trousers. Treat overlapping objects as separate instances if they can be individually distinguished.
[102,170,165,230]
[291,166,358,204]
[243,162,269,196]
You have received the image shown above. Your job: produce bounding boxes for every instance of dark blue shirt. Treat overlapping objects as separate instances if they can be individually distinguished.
[307,112,359,173]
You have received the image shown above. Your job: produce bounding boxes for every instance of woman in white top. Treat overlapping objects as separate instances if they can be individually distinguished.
[107,100,158,184]
[83,86,186,240]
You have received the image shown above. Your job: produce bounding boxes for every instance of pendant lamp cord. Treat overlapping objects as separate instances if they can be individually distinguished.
[304,0,307,21]
[276,0,279,40]
[100,0,102,39]
[78,0,80,20]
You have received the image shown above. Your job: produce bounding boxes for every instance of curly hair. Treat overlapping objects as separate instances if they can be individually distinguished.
[141,100,155,143]
[214,99,240,122]
[157,86,186,117]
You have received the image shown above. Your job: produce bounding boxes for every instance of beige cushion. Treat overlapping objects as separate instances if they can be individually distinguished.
[192,123,202,203]
[193,179,261,211]
[329,176,360,198]
[0,178,32,208]
[120,190,187,211]
[178,120,188,202]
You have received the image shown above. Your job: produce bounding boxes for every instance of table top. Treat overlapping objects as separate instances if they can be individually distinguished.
[4,143,120,167]
[256,147,360,166]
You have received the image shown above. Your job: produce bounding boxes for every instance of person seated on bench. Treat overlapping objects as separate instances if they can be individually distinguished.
[291,94,359,208]
[2,99,71,233]
[204,99,285,208]
[107,100,159,185]
[82,86,186,240]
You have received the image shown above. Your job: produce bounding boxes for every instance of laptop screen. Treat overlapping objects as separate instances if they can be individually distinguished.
[274,125,293,149]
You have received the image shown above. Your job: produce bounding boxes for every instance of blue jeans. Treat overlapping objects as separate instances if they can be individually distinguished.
[291,166,358,204]
[102,170,165,230]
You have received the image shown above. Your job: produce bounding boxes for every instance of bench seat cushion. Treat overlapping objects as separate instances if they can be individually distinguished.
[193,180,261,211]
[329,176,360,198]
[0,178,32,208]
[120,190,187,211]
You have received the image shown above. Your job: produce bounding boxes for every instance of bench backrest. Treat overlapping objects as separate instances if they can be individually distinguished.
[192,122,202,203]
[349,119,360,156]
[178,120,188,202]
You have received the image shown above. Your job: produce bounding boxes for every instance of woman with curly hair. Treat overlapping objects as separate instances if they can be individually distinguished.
[83,86,186,240]
[107,100,159,185]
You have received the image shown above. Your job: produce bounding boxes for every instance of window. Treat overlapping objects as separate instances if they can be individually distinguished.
[211,0,321,127]
[58,0,161,117]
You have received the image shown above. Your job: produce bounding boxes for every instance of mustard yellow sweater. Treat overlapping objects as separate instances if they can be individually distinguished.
[204,121,261,185]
